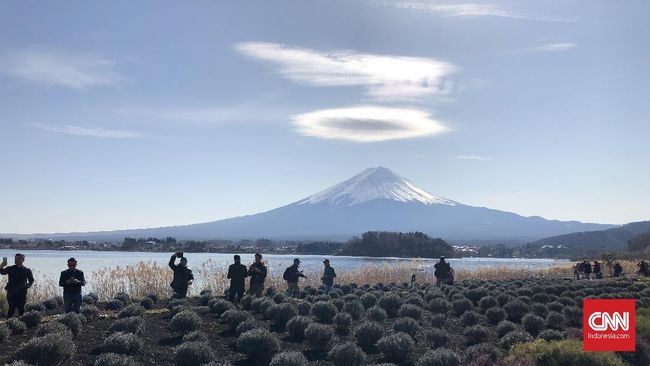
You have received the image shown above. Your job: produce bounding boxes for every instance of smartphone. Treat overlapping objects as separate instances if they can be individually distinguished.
[177,252,184,258]
[2,257,6,262]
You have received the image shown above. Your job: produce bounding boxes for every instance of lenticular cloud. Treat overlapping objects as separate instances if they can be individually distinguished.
[292,106,448,142]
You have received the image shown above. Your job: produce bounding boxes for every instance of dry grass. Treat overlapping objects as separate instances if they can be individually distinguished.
[0,259,642,303]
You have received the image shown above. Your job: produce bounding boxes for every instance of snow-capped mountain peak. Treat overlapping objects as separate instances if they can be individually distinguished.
[297,167,457,207]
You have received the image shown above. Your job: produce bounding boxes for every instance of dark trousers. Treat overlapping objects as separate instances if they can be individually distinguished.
[64,292,82,313]
[172,286,188,299]
[229,285,245,302]
[248,283,264,297]
[6,289,27,318]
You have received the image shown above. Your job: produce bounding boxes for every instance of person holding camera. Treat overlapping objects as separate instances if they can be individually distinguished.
[0,253,34,318]
[59,257,86,313]
[247,253,267,297]
[283,258,306,298]
[168,252,193,298]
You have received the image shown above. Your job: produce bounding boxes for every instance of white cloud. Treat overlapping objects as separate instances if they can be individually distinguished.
[236,42,458,101]
[0,47,123,89]
[458,155,492,161]
[523,42,577,53]
[36,123,145,139]
[384,2,576,22]
[292,105,448,142]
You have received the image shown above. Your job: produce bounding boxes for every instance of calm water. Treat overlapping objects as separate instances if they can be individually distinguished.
[0,249,566,291]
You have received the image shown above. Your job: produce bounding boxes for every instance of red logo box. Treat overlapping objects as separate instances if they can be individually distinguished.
[583,299,635,352]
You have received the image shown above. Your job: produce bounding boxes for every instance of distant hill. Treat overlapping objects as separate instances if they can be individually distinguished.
[338,231,454,258]
[526,221,650,255]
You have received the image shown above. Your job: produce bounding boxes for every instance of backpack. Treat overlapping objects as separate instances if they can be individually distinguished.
[283,267,291,281]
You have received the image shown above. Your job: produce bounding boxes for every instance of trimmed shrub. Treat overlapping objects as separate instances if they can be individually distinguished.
[198,294,213,306]
[81,305,101,322]
[140,297,154,310]
[531,303,549,318]
[499,330,533,350]
[366,306,388,322]
[486,307,506,325]
[14,333,76,366]
[297,301,311,316]
[430,314,446,328]
[478,296,498,311]
[496,320,516,338]
[240,295,253,310]
[461,310,480,326]
[236,329,280,363]
[34,321,71,337]
[6,318,27,334]
[83,294,97,305]
[311,301,338,324]
[508,339,626,366]
[360,293,378,309]
[287,315,313,341]
[174,341,214,366]
[452,298,473,316]
[109,317,144,335]
[118,304,145,318]
[354,321,384,351]
[267,303,298,328]
[270,351,309,366]
[377,332,414,363]
[546,311,566,330]
[305,323,334,351]
[113,292,130,304]
[221,309,252,330]
[343,300,365,320]
[522,313,545,336]
[171,310,202,334]
[378,293,403,317]
[548,301,564,313]
[57,312,83,337]
[106,299,125,311]
[503,299,529,322]
[208,299,233,317]
[328,342,365,366]
[464,325,490,345]
[19,310,43,328]
[416,348,461,366]
[538,329,564,341]
[397,304,422,320]
[182,331,208,343]
[465,287,489,305]
[562,306,583,327]
[0,324,10,343]
[466,343,502,363]
[26,303,47,312]
[94,353,137,366]
[101,332,142,355]
[393,317,419,339]
[429,298,451,314]
[333,312,353,335]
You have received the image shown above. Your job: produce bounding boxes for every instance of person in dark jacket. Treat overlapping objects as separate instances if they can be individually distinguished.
[321,259,336,293]
[59,257,86,313]
[613,262,623,277]
[169,252,193,298]
[247,253,267,297]
[593,261,603,279]
[227,255,248,302]
[583,260,592,280]
[283,258,306,297]
[434,256,452,286]
[0,253,35,318]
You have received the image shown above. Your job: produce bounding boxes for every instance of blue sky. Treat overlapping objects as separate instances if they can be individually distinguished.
[1,0,649,233]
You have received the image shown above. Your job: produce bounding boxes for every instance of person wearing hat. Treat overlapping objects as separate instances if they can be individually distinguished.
[59,257,86,313]
[227,255,248,303]
[0,253,35,318]
[321,259,336,294]
[283,258,306,298]
[247,253,267,297]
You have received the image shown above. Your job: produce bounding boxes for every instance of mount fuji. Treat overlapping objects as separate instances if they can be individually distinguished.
[15,167,615,243]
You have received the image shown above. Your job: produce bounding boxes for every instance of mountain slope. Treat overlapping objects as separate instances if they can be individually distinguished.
[9,167,616,242]
[527,221,650,250]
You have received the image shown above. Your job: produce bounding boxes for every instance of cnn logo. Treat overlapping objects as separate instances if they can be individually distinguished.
[587,311,629,331]
[583,299,635,352]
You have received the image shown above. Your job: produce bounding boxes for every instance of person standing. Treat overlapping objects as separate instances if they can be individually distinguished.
[283,258,306,297]
[593,261,603,279]
[613,262,623,277]
[321,259,336,293]
[227,255,248,303]
[247,253,267,297]
[168,252,193,298]
[0,253,35,318]
[583,260,592,280]
[58,257,86,313]
[434,256,451,286]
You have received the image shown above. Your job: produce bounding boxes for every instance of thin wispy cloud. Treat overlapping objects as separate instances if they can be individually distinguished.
[0,47,123,89]
[458,155,492,161]
[236,42,458,101]
[522,42,577,53]
[36,123,145,139]
[292,105,448,142]
[382,1,577,22]
[112,103,287,124]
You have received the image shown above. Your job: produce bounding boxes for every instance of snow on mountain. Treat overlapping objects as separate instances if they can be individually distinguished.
[296,167,456,207]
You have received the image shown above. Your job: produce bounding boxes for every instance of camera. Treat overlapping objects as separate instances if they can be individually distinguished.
[176,252,184,258]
